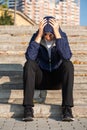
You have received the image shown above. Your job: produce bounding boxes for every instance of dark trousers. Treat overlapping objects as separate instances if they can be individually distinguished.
[23,59,74,107]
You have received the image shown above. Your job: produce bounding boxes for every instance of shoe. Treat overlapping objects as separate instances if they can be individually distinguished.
[62,107,74,121]
[22,106,34,121]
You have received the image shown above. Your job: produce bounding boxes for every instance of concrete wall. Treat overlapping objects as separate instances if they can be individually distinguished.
[0,9,36,26]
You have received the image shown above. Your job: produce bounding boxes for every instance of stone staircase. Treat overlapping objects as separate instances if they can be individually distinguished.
[0,26,87,118]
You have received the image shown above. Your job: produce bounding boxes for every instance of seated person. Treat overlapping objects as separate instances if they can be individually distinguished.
[23,16,74,122]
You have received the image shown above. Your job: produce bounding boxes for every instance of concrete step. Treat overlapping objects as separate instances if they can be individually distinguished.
[0,68,87,76]
[0,96,87,106]
[0,74,87,84]
[0,26,37,35]
[1,47,87,55]
[0,103,87,118]
[70,44,87,51]
[0,63,87,70]
[0,51,87,65]
[0,64,87,73]
[0,89,87,99]
[0,43,27,51]
[0,25,87,118]
[0,36,29,43]
[68,37,87,43]
[0,54,87,62]
[0,64,87,88]
[0,52,87,59]
[71,56,87,63]
[0,75,87,86]
[0,50,87,57]
[0,82,86,90]
[0,64,23,72]
[1,97,87,106]
[0,35,87,43]
[0,25,87,35]
[0,90,87,104]
[0,89,87,118]
[0,55,26,65]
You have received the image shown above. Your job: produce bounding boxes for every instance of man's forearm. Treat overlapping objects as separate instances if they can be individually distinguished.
[35,35,42,43]
[55,31,61,39]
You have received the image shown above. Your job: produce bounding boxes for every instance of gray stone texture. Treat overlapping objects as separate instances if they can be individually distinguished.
[0,25,87,118]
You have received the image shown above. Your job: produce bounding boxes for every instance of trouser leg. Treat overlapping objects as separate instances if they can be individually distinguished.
[60,60,74,107]
[23,60,43,107]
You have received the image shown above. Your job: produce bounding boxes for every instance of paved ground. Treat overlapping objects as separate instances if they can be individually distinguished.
[0,118,87,130]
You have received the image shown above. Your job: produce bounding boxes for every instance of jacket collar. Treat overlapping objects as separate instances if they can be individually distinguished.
[40,39,56,48]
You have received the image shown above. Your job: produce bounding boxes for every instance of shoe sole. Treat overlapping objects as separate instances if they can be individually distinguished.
[62,117,74,121]
[22,117,33,122]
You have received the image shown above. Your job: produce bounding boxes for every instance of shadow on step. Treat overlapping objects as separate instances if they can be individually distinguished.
[3,102,62,121]
[0,63,62,120]
[0,63,23,90]
[0,63,23,117]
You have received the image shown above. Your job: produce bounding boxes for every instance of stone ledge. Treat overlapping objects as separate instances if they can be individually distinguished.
[0,90,87,107]
[0,89,87,99]
[0,104,87,118]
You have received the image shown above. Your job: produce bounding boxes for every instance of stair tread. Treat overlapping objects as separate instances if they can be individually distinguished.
[0,90,87,104]
[0,26,87,118]
[0,103,87,118]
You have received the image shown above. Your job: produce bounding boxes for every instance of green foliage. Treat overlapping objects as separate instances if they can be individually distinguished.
[0,10,14,25]
[0,0,8,9]
[0,1,14,25]
[2,4,8,8]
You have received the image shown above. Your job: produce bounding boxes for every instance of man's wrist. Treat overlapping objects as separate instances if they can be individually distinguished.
[55,32,61,39]
[35,35,42,43]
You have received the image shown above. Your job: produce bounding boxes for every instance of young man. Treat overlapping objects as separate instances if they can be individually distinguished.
[23,16,74,121]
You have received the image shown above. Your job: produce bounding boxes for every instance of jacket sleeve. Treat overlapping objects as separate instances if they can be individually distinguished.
[56,28,72,60]
[25,31,40,60]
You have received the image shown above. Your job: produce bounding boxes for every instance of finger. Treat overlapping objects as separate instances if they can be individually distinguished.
[50,19,59,26]
[39,20,47,28]
[42,19,47,23]
[49,20,55,26]
[40,19,47,25]
[40,18,46,22]
[49,22,54,27]
[49,21,54,26]
[40,22,47,31]
[49,18,56,23]
[42,21,47,27]
[42,22,47,28]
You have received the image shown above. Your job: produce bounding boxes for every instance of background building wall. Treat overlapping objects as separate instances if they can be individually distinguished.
[0,0,80,25]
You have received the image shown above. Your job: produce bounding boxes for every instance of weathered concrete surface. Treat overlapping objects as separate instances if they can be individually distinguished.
[0,26,87,118]
[0,117,87,130]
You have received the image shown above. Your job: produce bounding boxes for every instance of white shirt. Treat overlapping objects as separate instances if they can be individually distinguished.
[45,40,54,59]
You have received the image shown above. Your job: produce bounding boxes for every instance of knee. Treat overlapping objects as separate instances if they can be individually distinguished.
[23,60,33,70]
[24,59,38,71]
[24,59,36,67]
[62,60,74,72]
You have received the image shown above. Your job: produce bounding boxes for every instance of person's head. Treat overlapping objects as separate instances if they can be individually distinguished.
[43,16,55,41]
[43,32,54,41]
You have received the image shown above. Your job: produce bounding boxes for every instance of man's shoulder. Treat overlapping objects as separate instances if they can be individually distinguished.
[59,27,67,37]
[30,30,39,43]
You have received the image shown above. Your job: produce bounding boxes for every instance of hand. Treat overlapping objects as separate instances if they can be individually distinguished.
[38,19,47,38]
[35,19,47,43]
[49,19,61,38]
